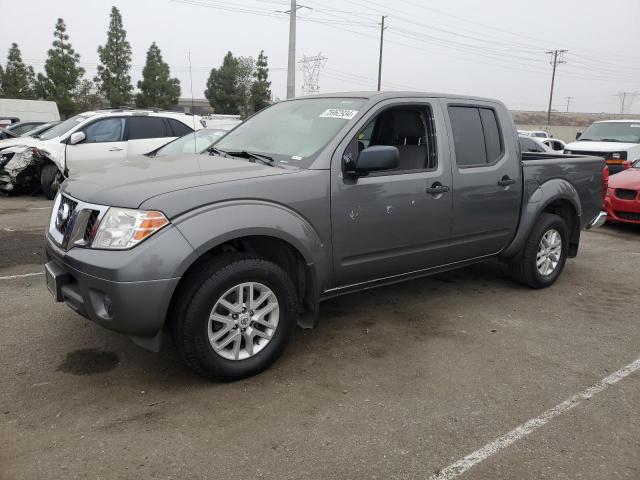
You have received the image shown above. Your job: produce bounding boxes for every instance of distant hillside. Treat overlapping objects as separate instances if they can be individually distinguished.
[510,111,638,127]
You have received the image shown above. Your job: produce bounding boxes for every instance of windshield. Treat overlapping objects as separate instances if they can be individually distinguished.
[154,128,229,156]
[215,98,366,167]
[38,114,90,141]
[22,123,54,137]
[579,122,640,143]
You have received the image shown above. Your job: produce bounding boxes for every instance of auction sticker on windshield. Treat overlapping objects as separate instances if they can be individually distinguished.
[319,109,359,120]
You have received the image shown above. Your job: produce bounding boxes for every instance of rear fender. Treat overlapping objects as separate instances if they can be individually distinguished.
[501,178,581,259]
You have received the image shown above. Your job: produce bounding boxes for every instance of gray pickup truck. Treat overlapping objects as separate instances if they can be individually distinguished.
[45,92,607,380]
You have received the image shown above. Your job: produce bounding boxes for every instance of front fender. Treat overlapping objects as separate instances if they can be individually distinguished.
[501,178,581,258]
[173,200,331,289]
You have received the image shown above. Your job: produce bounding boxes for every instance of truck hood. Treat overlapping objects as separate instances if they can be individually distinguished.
[608,168,640,190]
[62,154,297,208]
[564,141,639,152]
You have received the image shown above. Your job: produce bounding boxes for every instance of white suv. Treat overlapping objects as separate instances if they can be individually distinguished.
[0,109,203,199]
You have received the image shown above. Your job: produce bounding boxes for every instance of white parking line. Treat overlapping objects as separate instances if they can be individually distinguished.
[0,272,44,280]
[430,356,640,480]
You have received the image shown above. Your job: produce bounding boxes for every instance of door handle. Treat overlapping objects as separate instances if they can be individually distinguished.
[108,147,124,152]
[426,183,450,195]
[498,176,517,187]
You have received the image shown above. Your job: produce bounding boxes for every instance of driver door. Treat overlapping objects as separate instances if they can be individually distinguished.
[65,117,127,174]
[330,100,453,287]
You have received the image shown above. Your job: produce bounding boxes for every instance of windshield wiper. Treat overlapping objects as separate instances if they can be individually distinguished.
[599,139,625,142]
[207,146,230,158]
[225,150,275,166]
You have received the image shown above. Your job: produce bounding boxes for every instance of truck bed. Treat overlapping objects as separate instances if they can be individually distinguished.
[521,151,605,230]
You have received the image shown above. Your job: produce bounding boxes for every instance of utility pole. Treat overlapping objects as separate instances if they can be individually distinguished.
[565,96,573,113]
[545,49,567,127]
[286,0,297,99]
[377,15,387,91]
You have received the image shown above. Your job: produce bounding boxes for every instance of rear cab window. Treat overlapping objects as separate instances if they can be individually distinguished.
[448,106,503,167]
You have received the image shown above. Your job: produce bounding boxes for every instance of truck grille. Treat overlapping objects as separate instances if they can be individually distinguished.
[49,194,108,250]
[616,211,640,222]
[55,196,79,236]
[615,189,638,201]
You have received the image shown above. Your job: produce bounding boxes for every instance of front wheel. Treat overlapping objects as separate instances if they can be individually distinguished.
[171,255,298,381]
[41,163,63,200]
[510,213,568,289]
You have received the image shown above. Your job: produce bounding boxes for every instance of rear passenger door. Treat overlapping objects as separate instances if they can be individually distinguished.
[126,116,177,156]
[443,100,522,261]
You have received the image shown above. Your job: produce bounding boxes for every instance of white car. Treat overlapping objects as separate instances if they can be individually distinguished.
[542,138,566,151]
[564,120,640,174]
[0,109,204,198]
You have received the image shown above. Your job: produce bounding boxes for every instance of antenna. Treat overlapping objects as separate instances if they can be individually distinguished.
[189,51,196,153]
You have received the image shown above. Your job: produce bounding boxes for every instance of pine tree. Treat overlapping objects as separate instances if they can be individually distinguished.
[136,42,181,109]
[74,79,103,112]
[250,50,271,113]
[0,65,4,97]
[1,43,36,99]
[205,52,241,114]
[236,56,255,117]
[95,6,133,106]
[35,18,85,118]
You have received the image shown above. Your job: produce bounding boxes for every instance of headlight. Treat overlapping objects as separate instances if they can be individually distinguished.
[607,187,614,197]
[92,207,169,249]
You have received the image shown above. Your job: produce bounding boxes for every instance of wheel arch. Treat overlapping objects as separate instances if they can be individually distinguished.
[502,178,582,259]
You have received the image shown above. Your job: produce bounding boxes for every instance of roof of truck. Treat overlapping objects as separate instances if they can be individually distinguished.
[298,91,503,103]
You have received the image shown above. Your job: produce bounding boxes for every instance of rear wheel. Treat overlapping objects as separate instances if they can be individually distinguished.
[510,213,568,289]
[171,255,297,381]
[41,163,63,200]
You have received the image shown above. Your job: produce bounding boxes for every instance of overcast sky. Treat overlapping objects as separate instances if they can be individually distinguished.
[1,0,638,113]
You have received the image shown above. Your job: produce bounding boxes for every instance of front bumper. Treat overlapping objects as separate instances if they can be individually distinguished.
[604,196,640,225]
[44,227,191,343]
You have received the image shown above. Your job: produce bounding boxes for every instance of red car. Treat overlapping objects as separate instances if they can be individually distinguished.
[604,159,640,224]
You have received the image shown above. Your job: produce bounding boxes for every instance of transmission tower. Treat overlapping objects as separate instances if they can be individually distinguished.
[615,92,639,114]
[298,53,328,95]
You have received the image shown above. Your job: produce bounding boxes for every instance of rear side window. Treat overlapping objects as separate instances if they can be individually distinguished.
[167,118,194,137]
[127,116,169,140]
[448,106,503,167]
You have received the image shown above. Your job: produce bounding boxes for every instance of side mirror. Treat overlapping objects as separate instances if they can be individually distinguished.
[69,131,86,145]
[345,145,399,175]
[575,132,582,140]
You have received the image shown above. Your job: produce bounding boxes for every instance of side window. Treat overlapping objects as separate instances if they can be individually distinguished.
[128,116,170,140]
[479,108,502,163]
[168,118,194,137]
[448,106,486,166]
[448,106,503,167]
[351,105,437,173]
[83,118,125,143]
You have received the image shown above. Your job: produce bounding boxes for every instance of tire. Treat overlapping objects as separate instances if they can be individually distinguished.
[510,213,568,289]
[171,254,297,381]
[41,163,62,200]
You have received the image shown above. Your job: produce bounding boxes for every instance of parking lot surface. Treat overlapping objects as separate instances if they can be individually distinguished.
[1,196,639,480]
